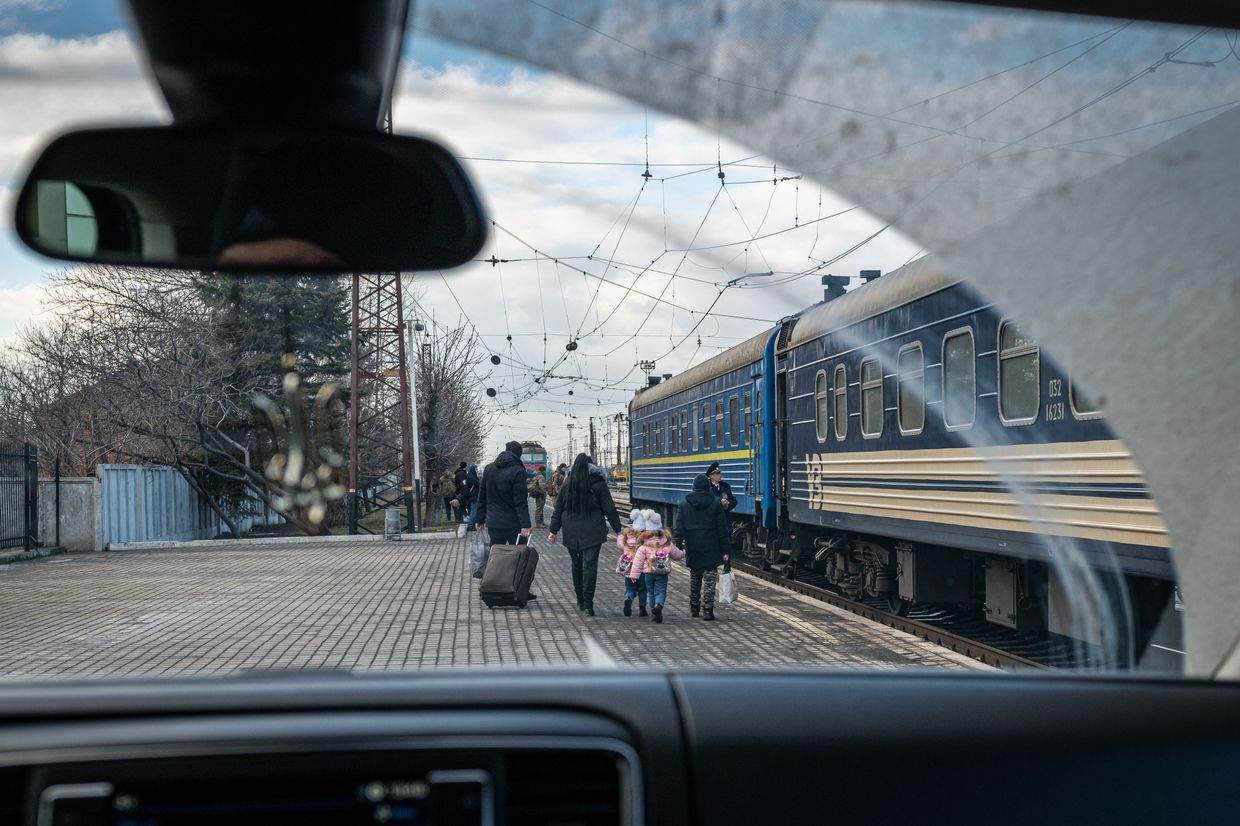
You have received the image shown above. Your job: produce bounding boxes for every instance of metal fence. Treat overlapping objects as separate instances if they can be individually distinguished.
[0,444,38,551]
[99,464,284,547]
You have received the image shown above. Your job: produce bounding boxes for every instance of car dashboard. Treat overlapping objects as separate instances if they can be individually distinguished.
[2,670,1238,825]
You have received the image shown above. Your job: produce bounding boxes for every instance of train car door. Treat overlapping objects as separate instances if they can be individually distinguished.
[776,358,789,501]
[750,378,762,498]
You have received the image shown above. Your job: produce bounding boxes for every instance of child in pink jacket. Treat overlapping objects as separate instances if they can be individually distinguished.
[615,509,648,617]
[632,509,684,624]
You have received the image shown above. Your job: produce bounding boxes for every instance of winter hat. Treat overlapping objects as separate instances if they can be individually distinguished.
[458,461,467,470]
[705,461,721,475]
[505,440,523,456]
[645,510,663,532]
[693,474,710,491]
[631,510,648,531]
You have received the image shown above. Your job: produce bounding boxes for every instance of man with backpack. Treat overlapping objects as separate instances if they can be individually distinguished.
[529,464,548,528]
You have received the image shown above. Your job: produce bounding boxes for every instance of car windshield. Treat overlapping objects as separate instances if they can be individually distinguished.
[2,0,1235,680]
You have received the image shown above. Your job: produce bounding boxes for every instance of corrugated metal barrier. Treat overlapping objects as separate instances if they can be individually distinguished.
[99,465,283,547]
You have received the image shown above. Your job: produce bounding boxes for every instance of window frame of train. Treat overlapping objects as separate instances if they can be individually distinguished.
[1069,377,1104,420]
[715,400,725,447]
[701,404,710,450]
[998,317,1040,426]
[743,390,752,447]
[942,327,976,431]
[860,356,884,439]
[833,363,847,441]
[729,395,740,447]
[814,369,829,442]
[897,342,925,436]
[666,415,673,453]
[680,411,689,453]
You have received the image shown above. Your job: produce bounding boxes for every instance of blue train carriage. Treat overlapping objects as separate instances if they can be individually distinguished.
[520,441,548,480]
[628,329,781,550]
[775,257,1175,648]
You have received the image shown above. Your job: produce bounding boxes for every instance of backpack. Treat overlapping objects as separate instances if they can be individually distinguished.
[440,476,457,499]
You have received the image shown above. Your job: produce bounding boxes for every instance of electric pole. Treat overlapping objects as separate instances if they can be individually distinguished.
[589,417,597,460]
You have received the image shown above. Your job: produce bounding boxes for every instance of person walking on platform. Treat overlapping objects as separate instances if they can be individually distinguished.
[547,454,622,616]
[460,462,480,529]
[706,461,736,514]
[547,463,567,499]
[476,440,533,555]
[615,509,649,617]
[675,474,731,620]
[453,461,470,522]
[529,464,548,528]
[633,509,684,624]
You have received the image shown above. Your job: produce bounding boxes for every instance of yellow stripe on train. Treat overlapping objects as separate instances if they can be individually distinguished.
[632,449,754,467]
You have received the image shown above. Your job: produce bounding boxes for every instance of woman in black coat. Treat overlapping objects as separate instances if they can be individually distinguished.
[548,453,622,615]
[674,474,731,620]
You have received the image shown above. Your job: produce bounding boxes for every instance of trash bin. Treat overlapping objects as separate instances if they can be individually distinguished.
[384,508,402,540]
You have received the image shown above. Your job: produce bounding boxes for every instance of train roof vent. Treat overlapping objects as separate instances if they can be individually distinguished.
[861,269,881,284]
[776,317,798,351]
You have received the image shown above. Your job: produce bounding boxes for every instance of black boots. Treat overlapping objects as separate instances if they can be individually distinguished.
[652,605,663,624]
[702,609,715,621]
[639,606,648,617]
[623,598,632,616]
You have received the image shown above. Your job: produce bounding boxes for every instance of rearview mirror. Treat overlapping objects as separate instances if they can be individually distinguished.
[14,125,488,273]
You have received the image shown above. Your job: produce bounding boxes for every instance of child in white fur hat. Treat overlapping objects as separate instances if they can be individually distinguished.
[632,508,684,624]
[615,508,648,616]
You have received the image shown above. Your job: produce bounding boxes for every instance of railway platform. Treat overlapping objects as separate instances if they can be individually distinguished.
[0,529,988,679]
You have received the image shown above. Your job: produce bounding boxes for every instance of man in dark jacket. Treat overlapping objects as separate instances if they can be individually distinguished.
[706,461,736,514]
[674,474,731,620]
[476,440,533,549]
[453,461,470,523]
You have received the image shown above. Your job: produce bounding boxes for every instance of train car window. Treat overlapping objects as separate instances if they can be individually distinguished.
[1070,378,1104,420]
[702,404,710,450]
[814,370,828,442]
[861,357,883,438]
[644,422,651,456]
[666,415,673,453]
[833,364,848,440]
[729,395,740,446]
[999,320,1040,425]
[897,344,925,436]
[744,390,752,447]
[943,329,976,430]
[680,412,688,453]
[716,400,724,446]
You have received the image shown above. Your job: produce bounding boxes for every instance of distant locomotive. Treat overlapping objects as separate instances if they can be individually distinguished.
[519,441,548,481]
[629,258,1174,658]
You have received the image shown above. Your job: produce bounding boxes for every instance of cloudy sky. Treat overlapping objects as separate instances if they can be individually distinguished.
[0,0,921,464]
[3,0,1236,466]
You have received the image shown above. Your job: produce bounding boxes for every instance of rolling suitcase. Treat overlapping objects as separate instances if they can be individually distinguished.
[479,535,539,608]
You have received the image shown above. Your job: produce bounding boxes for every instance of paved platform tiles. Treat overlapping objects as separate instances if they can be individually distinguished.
[0,532,989,678]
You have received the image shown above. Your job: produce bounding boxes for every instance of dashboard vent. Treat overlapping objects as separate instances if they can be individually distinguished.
[505,750,625,826]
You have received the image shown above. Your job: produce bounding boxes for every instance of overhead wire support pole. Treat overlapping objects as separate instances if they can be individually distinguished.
[347,99,418,535]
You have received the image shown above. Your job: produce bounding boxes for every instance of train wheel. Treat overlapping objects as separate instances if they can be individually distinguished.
[888,595,911,616]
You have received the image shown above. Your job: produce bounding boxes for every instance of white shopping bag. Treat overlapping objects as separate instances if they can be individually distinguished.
[469,534,490,579]
[717,567,738,605]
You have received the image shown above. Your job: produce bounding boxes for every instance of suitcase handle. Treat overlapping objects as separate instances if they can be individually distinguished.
[516,533,530,546]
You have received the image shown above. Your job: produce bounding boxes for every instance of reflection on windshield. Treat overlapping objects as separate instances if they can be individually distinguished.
[5,0,1237,678]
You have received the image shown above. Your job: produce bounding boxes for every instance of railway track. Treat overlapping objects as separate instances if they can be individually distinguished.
[611,487,1058,671]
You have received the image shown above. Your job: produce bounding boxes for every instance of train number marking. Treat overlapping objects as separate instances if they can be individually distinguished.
[1047,378,1063,398]
[1045,401,1065,421]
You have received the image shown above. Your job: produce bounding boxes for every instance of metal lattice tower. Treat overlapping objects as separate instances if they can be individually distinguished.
[348,271,415,533]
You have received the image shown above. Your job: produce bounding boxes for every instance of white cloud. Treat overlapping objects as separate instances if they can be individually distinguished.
[392,58,919,460]
[0,31,167,187]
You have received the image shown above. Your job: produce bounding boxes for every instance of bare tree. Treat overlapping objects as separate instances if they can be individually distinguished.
[412,320,489,525]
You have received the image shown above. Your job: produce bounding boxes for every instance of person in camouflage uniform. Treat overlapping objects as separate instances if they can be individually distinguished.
[529,464,548,528]
[547,463,568,498]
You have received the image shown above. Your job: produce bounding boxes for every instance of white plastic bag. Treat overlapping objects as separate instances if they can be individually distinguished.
[717,568,738,605]
[470,538,490,579]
